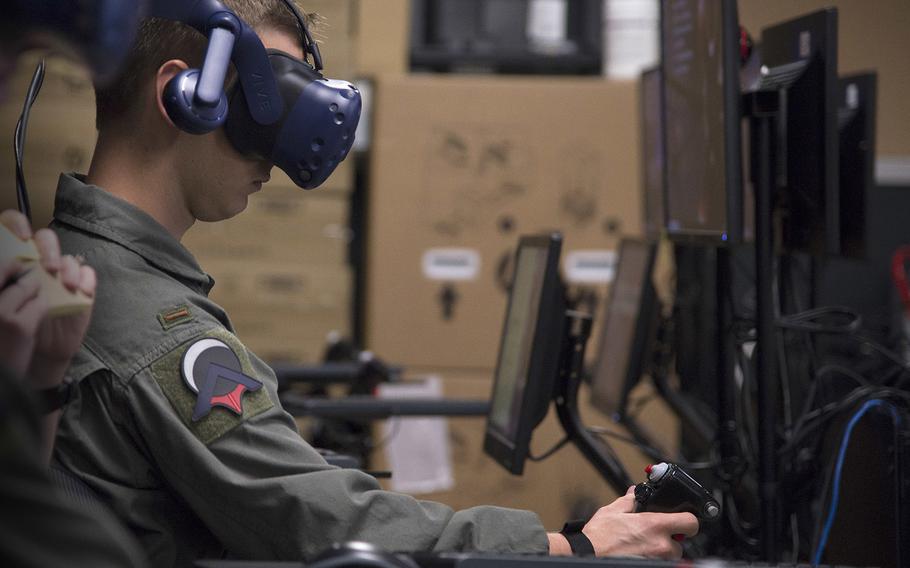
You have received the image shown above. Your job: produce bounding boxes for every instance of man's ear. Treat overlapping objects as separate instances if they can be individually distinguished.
[155,59,190,130]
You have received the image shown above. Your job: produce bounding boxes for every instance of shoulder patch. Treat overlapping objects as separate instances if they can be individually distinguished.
[150,328,273,444]
[157,304,194,331]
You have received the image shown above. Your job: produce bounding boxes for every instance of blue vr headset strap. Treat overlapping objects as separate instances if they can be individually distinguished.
[150,0,284,128]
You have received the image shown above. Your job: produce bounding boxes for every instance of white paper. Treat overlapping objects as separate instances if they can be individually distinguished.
[377,376,454,494]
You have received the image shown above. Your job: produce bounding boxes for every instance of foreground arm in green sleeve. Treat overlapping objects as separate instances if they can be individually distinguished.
[125,326,549,560]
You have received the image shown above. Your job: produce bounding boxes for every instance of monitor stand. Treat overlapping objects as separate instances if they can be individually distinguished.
[553,309,634,494]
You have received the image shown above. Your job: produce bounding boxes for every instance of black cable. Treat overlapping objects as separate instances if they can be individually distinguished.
[14,59,46,222]
[777,306,863,334]
[780,386,910,456]
[723,492,761,548]
[625,392,657,419]
[527,435,570,462]
[786,364,870,447]
[585,426,718,470]
[735,347,758,467]
[368,417,402,452]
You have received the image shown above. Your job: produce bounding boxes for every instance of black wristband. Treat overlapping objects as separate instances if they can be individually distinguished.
[559,520,595,556]
[37,377,73,414]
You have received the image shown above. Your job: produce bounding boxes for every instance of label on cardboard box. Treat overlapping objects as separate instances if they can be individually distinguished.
[564,250,617,284]
[422,248,481,281]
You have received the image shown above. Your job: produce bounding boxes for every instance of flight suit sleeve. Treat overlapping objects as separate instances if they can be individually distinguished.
[123,327,549,560]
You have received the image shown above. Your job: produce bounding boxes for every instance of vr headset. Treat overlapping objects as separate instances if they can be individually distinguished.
[153,0,362,190]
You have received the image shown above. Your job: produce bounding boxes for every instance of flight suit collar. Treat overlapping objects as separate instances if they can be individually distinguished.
[53,173,215,295]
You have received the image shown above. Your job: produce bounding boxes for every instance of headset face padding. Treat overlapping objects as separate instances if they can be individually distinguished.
[224,50,362,190]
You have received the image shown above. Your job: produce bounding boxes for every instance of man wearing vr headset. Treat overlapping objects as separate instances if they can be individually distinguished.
[49,0,698,564]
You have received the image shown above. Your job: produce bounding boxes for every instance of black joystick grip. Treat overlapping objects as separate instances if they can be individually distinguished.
[633,462,721,522]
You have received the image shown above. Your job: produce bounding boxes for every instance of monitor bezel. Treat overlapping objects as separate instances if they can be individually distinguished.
[660,0,744,245]
[483,233,566,476]
[761,8,840,256]
[588,238,658,419]
[837,72,876,259]
[640,67,667,242]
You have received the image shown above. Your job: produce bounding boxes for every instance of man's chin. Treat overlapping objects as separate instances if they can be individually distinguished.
[196,199,250,223]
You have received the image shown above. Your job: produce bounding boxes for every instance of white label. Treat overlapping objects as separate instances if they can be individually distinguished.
[846,83,859,110]
[799,30,811,59]
[528,0,568,45]
[565,250,617,284]
[422,249,481,281]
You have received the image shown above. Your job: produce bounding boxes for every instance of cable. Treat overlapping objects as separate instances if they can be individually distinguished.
[811,399,901,566]
[787,364,870,446]
[780,386,910,457]
[527,435,570,462]
[585,426,718,470]
[777,306,863,334]
[368,417,402,452]
[14,59,46,222]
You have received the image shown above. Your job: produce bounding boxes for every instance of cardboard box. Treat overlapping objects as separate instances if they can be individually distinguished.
[304,0,357,77]
[369,368,678,529]
[354,0,411,77]
[304,0,410,79]
[204,260,353,363]
[184,187,352,266]
[365,76,641,370]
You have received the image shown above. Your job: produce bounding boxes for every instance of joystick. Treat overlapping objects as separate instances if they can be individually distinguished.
[633,462,721,522]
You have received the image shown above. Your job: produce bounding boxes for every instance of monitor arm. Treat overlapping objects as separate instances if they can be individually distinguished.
[554,309,634,494]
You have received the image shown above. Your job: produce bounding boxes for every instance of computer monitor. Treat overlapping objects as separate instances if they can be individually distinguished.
[837,73,877,258]
[641,67,666,241]
[483,233,566,475]
[589,238,658,418]
[761,8,839,256]
[661,0,743,243]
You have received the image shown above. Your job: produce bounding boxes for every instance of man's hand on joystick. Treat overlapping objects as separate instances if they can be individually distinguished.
[634,462,721,528]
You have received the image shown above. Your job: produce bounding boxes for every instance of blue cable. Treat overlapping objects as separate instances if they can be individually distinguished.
[812,399,901,566]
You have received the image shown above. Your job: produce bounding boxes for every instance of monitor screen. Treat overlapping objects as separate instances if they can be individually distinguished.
[761,8,839,255]
[661,0,742,242]
[484,233,565,475]
[589,239,657,418]
[488,244,550,438]
[641,68,666,241]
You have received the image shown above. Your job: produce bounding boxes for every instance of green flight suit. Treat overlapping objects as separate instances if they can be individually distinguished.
[50,174,549,566]
[0,365,148,567]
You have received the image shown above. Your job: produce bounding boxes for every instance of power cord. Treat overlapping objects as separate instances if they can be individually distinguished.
[586,426,719,470]
[527,435,570,462]
[776,305,863,334]
[14,59,46,222]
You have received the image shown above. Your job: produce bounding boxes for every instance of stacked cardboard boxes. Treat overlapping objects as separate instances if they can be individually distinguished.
[184,175,355,364]
[365,75,643,370]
